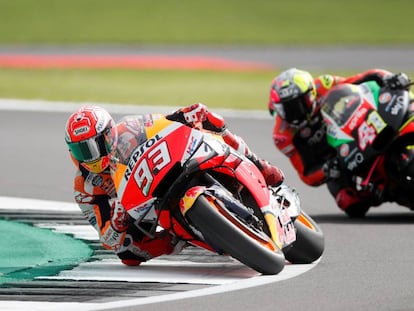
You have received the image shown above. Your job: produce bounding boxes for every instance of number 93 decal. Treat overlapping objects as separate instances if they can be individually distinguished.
[133,141,171,196]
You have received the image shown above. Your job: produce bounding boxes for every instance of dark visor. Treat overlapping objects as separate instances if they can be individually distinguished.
[275,97,309,124]
[68,133,111,163]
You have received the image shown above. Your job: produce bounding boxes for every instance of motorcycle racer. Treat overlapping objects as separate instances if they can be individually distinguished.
[65,104,285,265]
[268,68,413,217]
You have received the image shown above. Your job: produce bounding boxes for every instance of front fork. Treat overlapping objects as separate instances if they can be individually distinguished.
[179,183,297,251]
[267,185,299,249]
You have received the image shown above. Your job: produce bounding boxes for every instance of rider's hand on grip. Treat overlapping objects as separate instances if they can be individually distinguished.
[182,103,208,127]
[384,73,411,90]
[323,158,341,180]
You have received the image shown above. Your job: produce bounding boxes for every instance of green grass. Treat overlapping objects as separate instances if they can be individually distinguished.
[0,68,277,109]
[0,0,413,45]
[1,68,413,110]
[0,0,413,110]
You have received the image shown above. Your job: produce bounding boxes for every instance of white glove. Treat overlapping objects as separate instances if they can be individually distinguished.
[182,103,208,125]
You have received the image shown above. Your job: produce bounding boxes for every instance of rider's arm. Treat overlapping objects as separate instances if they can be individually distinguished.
[272,117,326,186]
[314,74,347,97]
[166,103,226,133]
[73,169,128,252]
[342,68,393,86]
[314,69,396,97]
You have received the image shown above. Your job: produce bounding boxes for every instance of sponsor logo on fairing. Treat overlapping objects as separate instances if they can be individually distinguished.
[124,134,162,181]
[348,107,368,131]
[383,94,405,115]
[340,144,350,157]
[308,127,326,145]
[129,199,155,220]
[379,92,392,104]
[186,135,198,155]
[347,152,364,171]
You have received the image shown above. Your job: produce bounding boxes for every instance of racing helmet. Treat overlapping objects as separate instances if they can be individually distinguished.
[268,68,317,127]
[65,106,118,173]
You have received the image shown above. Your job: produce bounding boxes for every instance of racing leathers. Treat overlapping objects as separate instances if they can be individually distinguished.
[72,104,285,265]
[73,115,180,266]
[271,68,413,216]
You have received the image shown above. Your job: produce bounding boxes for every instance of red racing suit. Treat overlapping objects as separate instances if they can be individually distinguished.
[271,69,413,214]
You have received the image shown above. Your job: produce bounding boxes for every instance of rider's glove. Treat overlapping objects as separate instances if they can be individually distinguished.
[384,73,411,90]
[182,103,208,125]
[110,200,129,232]
[323,158,341,180]
[167,103,226,133]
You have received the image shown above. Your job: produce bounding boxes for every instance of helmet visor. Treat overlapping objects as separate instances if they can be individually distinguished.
[68,131,113,163]
[275,96,310,125]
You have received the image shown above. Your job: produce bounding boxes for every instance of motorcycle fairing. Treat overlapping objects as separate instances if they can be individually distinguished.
[116,120,190,210]
[322,82,410,172]
[322,83,377,148]
[116,116,270,210]
[112,115,287,250]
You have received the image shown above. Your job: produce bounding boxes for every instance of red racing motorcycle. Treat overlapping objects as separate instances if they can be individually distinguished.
[321,81,414,217]
[112,115,324,275]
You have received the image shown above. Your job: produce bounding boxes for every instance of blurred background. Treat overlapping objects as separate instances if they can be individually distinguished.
[0,0,413,108]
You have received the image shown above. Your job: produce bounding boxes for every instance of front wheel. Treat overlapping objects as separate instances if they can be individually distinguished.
[283,211,324,264]
[185,195,286,275]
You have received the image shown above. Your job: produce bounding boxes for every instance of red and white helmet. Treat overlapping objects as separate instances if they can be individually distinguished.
[65,106,118,173]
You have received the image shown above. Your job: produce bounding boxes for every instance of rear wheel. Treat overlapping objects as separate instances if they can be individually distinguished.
[283,211,324,264]
[186,195,286,275]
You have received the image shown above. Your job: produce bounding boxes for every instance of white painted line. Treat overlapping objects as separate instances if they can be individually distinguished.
[0,98,269,119]
[0,196,79,213]
[41,258,260,284]
[36,224,99,240]
[0,195,320,310]
[89,263,316,311]
[0,262,316,311]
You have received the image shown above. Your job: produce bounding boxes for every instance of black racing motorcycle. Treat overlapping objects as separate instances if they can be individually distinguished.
[320,81,414,217]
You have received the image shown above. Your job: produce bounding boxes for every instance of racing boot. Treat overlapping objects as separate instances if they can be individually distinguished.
[248,154,285,187]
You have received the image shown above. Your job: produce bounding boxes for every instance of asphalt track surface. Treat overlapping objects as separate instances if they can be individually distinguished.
[1,46,414,310]
[1,101,414,311]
